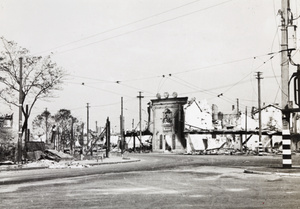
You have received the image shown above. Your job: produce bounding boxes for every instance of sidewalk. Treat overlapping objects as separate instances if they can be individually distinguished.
[0,156,140,171]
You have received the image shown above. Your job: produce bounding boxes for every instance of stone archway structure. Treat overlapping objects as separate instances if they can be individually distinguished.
[150,96,188,153]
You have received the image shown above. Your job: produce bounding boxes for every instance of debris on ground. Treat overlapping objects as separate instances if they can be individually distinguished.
[0,161,14,166]
[43,149,74,161]
[185,147,286,156]
[22,159,90,169]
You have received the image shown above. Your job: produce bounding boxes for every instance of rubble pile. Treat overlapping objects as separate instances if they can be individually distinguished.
[23,159,90,169]
[186,148,284,156]
[22,149,90,169]
[44,149,74,161]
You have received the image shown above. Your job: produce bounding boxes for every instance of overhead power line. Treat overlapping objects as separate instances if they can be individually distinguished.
[222,53,278,95]
[170,75,217,97]
[33,0,202,55]
[44,0,235,55]
[114,51,281,84]
[81,83,134,98]
[66,50,281,99]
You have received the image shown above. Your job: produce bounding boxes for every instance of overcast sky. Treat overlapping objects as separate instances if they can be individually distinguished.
[1,0,300,131]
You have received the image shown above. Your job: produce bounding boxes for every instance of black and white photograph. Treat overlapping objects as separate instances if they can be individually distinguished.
[1,0,300,208]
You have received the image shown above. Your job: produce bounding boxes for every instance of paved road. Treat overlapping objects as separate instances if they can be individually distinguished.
[1,153,300,208]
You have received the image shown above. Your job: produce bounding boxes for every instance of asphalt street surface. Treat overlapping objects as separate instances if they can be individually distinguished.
[1,153,300,209]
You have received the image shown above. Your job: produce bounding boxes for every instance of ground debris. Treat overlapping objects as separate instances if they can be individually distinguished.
[22,159,90,169]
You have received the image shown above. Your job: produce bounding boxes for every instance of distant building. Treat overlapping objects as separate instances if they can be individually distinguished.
[0,114,13,129]
[252,104,282,132]
[0,114,15,143]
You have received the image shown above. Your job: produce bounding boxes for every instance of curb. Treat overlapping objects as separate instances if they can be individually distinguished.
[0,166,49,172]
[86,159,140,166]
[244,169,300,177]
[0,158,140,172]
[244,169,271,175]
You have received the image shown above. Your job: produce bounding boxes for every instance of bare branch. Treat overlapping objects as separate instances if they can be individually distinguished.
[0,37,66,131]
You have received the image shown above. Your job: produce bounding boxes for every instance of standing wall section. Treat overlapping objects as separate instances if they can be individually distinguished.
[151,97,188,153]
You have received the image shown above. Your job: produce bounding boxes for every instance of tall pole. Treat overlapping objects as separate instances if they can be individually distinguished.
[45,108,49,144]
[18,57,23,164]
[25,104,29,142]
[256,72,263,143]
[132,119,135,151]
[236,98,239,115]
[86,103,90,153]
[70,116,74,154]
[95,121,98,133]
[120,97,124,153]
[137,92,144,145]
[281,0,289,127]
[256,72,263,156]
[245,106,248,144]
[106,117,110,158]
[281,0,292,168]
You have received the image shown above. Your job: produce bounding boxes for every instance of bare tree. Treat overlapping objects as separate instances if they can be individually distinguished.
[54,109,78,152]
[0,37,66,135]
[32,109,54,143]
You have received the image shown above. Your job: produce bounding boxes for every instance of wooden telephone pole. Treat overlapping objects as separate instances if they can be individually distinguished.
[120,97,124,153]
[256,72,263,143]
[18,57,23,164]
[86,103,90,154]
[256,72,263,156]
[106,117,110,158]
[137,91,144,144]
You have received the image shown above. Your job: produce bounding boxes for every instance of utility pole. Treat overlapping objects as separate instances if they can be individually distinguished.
[25,104,29,142]
[45,108,49,144]
[281,0,289,119]
[256,72,263,142]
[70,116,74,154]
[256,72,263,156]
[120,97,124,153]
[236,98,239,116]
[86,103,90,153]
[137,92,144,145]
[132,119,135,151]
[95,121,98,133]
[245,106,248,145]
[281,0,292,168]
[18,57,23,164]
[106,117,110,158]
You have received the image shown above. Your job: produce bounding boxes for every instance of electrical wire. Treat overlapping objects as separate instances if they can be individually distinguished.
[65,50,282,88]
[68,74,115,83]
[157,76,172,93]
[219,54,279,108]
[81,83,134,98]
[169,75,217,98]
[91,98,136,108]
[49,0,235,55]
[33,0,203,55]
[271,2,283,103]
[274,86,280,103]
[63,50,282,114]
[116,81,155,95]
[156,76,165,93]
[181,79,253,95]
[69,51,281,108]
[118,51,282,88]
